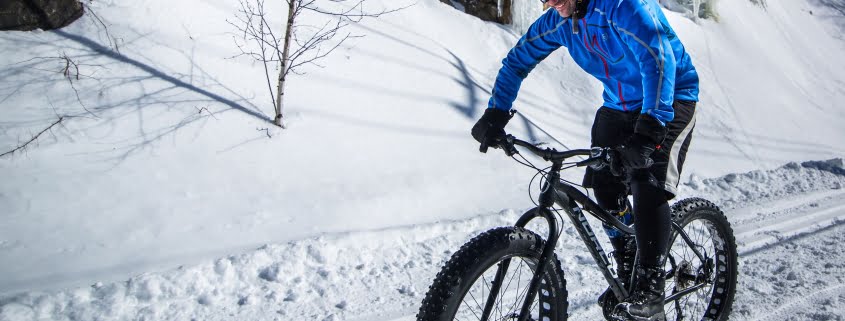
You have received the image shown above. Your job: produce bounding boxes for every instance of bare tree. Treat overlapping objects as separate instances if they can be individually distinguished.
[229,0,406,128]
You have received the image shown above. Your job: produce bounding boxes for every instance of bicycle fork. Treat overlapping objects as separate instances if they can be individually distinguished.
[480,205,559,321]
[480,163,566,321]
[479,163,630,321]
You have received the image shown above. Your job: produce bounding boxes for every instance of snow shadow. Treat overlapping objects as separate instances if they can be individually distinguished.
[349,22,491,121]
[349,22,566,142]
[808,0,845,37]
[0,26,272,162]
[444,50,485,120]
[802,159,845,176]
[51,30,268,123]
[690,122,845,163]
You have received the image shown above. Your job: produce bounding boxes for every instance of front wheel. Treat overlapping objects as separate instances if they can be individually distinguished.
[417,227,569,321]
[663,198,739,321]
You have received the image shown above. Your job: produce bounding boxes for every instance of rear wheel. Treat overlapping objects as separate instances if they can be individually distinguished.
[663,198,738,321]
[417,227,569,321]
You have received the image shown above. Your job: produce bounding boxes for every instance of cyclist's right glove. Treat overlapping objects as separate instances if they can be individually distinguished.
[471,108,514,153]
[612,114,668,175]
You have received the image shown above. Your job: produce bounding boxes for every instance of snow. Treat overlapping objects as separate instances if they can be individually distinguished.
[2,161,844,321]
[0,0,844,320]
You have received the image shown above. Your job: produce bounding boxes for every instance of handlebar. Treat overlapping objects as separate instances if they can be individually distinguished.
[492,135,612,168]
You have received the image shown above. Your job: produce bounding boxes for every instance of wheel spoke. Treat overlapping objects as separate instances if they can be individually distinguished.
[667,219,716,319]
[462,290,484,320]
[506,260,530,318]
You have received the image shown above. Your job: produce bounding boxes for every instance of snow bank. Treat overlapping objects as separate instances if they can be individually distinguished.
[2,161,843,321]
[679,158,845,209]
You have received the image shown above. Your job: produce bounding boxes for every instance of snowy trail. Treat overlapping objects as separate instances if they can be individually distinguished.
[1,162,844,321]
[733,189,845,251]
[749,283,845,321]
[373,186,845,321]
[734,219,845,321]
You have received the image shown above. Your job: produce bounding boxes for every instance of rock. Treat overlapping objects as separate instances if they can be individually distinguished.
[441,0,512,24]
[0,0,84,31]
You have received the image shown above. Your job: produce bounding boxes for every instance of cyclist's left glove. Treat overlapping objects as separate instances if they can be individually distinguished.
[615,114,667,171]
[471,108,514,153]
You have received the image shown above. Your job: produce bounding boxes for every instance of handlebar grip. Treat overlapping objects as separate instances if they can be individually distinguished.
[576,157,601,167]
[576,147,611,167]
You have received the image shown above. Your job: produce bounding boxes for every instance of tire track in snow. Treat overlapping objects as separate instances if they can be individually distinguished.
[750,283,845,321]
[733,216,845,321]
[719,189,845,321]
[729,189,843,224]
[732,190,845,251]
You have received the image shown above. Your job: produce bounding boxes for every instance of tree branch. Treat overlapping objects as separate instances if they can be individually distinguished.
[1,117,65,158]
[301,0,410,20]
[229,0,412,126]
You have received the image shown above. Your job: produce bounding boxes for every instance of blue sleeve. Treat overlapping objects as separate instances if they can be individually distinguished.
[612,0,676,125]
[488,10,567,111]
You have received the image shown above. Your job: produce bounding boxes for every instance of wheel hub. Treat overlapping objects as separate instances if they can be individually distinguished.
[675,260,695,290]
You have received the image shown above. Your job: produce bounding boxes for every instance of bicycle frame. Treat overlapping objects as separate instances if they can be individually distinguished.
[479,159,706,321]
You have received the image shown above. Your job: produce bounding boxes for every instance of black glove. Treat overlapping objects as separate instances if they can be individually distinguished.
[471,108,514,153]
[615,134,657,171]
[613,114,667,174]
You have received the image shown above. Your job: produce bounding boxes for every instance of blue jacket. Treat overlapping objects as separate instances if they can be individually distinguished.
[489,0,699,125]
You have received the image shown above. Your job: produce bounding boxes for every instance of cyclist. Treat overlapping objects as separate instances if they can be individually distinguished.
[471,0,699,320]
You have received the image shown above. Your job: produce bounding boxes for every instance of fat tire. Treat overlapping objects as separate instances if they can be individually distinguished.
[668,197,738,321]
[417,227,569,321]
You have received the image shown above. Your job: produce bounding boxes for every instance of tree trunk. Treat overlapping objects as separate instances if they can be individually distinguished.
[275,0,296,128]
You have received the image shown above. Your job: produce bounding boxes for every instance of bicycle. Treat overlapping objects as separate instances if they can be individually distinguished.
[416,135,738,321]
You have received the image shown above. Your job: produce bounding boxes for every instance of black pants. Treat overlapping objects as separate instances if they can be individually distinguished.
[583,101,697,267]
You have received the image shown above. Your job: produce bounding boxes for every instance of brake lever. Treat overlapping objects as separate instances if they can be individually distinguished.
[497,135,518,157]
[576,147,611,167]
